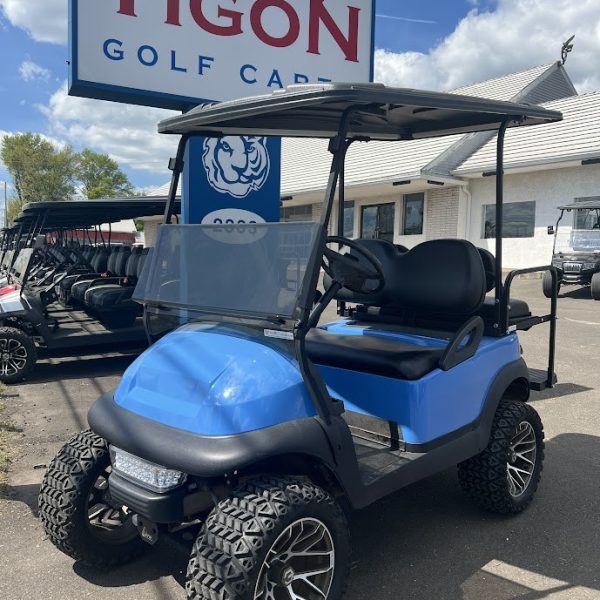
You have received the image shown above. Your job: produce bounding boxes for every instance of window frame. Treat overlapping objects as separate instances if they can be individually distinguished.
[402,193,425,236]
[481,200,536,239]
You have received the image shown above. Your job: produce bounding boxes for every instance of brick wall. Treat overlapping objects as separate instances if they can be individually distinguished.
[425,187,460,239]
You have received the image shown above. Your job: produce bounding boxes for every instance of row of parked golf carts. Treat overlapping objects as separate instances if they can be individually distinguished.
[0,198,178,382]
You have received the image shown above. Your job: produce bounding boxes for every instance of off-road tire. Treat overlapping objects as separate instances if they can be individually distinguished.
[458,400,544,515]
[186,476,350,600]
[591,273,600,300]
[0,326,37,384]
[38,429,145,567]
[542,270,559,299]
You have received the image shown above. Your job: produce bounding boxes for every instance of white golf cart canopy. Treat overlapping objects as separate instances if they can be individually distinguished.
[158,83,562,139]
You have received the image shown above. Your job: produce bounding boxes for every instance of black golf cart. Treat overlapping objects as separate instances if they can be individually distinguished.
[544,199,600,299]
[0,197,179,383]
[40,84,561,600]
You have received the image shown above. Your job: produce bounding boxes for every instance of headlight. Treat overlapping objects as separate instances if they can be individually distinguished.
[583,263,598,270]
[551,259,562,267]
[110,447,186,493]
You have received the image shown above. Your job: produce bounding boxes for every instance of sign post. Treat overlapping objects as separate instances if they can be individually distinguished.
[69,0,375,223]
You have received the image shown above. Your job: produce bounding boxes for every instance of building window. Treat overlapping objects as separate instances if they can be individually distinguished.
[482,201,536,238]
[281,204,312,222]
[361,203,395,243]
[574,197,600,230]
[344,201,355,237]
[402,193,424,235]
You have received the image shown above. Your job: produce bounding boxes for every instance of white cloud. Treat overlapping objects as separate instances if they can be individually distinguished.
[40,82,178,174]
[19,60,51,83]
[0,0,66,44]
[375,0,600,93]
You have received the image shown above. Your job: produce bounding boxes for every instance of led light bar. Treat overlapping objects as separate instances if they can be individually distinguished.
[110,447,186,493]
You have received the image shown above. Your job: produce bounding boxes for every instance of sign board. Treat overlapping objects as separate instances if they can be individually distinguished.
[183,136,281,224]
[70,0,376,110]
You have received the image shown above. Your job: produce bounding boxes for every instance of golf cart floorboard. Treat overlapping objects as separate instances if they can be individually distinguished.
[353,435,415,486]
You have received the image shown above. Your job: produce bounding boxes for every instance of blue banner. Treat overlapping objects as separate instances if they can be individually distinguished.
[182,136,281,225]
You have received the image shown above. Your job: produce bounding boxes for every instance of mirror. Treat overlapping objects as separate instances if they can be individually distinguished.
[547,225,555,235]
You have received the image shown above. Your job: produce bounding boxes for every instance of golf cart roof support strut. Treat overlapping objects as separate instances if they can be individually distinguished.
[295,107,358,425]
[553,209,566,255]
[495,120,509,327]
[163,135,189,225]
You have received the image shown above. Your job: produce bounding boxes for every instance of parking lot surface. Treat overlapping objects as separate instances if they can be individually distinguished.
[0,279,599,599]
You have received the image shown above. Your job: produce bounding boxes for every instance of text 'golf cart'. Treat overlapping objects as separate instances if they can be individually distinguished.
[0,198,179,382]
[40,84,562,600]
[544,199,600,300]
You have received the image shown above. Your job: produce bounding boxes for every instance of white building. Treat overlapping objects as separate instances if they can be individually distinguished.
[151,61,600,268]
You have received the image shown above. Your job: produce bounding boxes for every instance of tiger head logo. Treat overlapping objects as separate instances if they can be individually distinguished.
[202,136,271,199]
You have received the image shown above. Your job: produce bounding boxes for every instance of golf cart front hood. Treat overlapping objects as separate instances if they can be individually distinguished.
[114,323,315,436]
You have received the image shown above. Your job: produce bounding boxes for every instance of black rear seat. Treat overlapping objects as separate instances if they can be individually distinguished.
[307,239,487,380]
[71,246,131,303]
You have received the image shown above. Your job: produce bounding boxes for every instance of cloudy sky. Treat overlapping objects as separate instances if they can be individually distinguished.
[1,0,599,194]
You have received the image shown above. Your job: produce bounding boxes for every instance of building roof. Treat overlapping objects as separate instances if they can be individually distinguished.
[455,92,600,175]
[450,64,555,101]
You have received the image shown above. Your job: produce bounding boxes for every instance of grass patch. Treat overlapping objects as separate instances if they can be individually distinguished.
[0,386,21,497]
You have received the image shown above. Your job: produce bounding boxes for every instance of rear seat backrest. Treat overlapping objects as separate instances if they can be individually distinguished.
[92,248,110,273]
[123,247,142,278]
[333,239,487,316]
[114,246,132,276]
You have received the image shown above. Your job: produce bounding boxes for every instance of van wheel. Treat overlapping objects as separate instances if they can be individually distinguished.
[0,327,37,384]
[38,430,145,567]
[458,400,544,514]
[186,476,350,600]
[591,273,600,300]
[542,270,559,298]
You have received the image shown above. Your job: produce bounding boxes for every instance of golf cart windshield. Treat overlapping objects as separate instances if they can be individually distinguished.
[555,202,600,254]
[134,222,320,321]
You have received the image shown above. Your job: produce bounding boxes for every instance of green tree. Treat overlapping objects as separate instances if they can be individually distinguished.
[0,133,77,204]
[77,149,133,199]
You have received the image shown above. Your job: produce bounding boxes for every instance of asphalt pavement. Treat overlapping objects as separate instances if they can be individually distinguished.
[0,279,599,599]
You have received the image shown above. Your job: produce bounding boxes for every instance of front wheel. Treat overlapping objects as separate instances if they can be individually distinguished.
[458,400,544,514]
[0,326,37,384]
[38,430,145,567]
[186,476,350,600]
[591,272,600,300]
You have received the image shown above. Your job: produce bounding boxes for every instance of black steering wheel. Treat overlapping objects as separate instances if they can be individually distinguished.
[322,236,385,294]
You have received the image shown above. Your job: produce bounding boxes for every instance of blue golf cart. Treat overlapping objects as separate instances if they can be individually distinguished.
[39,84,561,600]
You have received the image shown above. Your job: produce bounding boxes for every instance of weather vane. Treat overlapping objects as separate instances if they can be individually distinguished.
[561,35,575,65]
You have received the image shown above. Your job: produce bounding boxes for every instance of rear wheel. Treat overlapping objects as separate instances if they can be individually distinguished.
[0,326,37,384]
[591,273,600,300]
[38,430,145,567]
[458,399,544,514]
[186,476,350,600]
[542,270,560,298]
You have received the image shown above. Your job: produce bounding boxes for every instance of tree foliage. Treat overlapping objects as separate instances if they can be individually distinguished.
[1,134,136,225]
[77,149,133,199]
[1,133,77,204]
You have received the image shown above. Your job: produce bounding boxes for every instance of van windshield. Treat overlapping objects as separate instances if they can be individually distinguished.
[133,222,321,320]
[556,208,600,253]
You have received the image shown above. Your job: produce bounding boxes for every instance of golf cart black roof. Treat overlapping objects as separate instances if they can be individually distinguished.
[558,200,600,211]
[158,83,563,139]
[13,197,180,231]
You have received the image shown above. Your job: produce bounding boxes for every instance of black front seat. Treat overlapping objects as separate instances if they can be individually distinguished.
[307,239,487,380]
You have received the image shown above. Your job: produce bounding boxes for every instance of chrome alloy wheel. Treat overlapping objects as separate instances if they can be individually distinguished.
[507,421,537,498]
[254,518,335,600]
[0,337,27,377]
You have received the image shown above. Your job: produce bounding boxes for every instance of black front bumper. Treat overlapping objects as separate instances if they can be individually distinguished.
[88,392,335,478]
[109,472,187,523]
